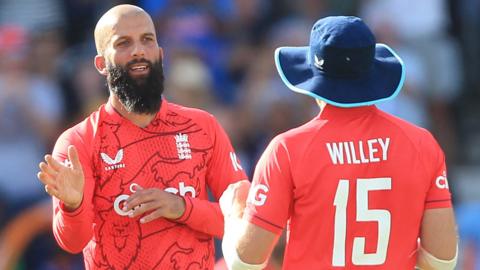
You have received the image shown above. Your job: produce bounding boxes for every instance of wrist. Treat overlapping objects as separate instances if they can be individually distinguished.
[63,199,82,212]
[172,196,193,222]
[171,195,186,219]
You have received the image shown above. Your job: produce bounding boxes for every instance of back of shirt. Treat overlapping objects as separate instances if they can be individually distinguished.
[245,105,452,269]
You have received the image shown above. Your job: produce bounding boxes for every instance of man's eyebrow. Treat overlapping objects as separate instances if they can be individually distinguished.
[143,33,155,38]
[112,32,155,43]
[112,35,129,42]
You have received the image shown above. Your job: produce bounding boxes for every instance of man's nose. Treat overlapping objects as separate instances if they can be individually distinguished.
[132,43,145,57]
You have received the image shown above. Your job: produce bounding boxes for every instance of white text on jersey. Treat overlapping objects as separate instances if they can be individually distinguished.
[326,138,390,165]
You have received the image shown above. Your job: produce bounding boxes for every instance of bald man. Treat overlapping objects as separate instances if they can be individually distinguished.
[37,5,247,269]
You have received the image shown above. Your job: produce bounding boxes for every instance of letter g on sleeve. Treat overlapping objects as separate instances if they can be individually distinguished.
[248,184,269,206]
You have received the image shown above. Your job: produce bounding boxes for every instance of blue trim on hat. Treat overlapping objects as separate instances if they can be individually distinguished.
[274,43,406,108]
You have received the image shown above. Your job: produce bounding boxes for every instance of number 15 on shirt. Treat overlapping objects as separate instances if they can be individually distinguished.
[332,177,392,266]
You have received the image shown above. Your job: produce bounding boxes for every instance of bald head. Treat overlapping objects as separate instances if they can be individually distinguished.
[94,4,155,55]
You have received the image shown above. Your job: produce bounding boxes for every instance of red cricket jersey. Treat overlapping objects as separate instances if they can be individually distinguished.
[245,105,452,269]
[51,99,247,269]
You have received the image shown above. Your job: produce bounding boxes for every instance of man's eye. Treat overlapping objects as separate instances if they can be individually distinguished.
[117,40,129,46]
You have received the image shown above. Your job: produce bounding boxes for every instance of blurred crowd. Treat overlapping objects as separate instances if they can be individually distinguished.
[0,0,479,269]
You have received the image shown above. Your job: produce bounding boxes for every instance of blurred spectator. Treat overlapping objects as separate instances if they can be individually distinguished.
[451,0,480,94]
[360,0,464,163]
[0,24,69,269]
[450,0,480,165]
[0,0,65,33]
[369,21,430,128]
[235,18,317,169]
[63,0,130,46]
[165,51,215,110]
[456,203,480,270]
[0,199,84,270]
[155,3,236,103]
[280,0,330,24]
[0,25,63,212]
[28,30,65,80]
[58,43,107,123]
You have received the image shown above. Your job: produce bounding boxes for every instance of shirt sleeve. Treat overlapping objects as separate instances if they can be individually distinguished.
[175,114,248,238]
[244,136,293,235]
[423,133,452,209]
[51,129,95,253]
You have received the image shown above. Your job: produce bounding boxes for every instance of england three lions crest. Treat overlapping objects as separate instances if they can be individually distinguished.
[175,133,192,160]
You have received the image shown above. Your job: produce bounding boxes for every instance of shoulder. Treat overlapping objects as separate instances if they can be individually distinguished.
[166,101,220,128]
[262,121,317,159]
[270,117,322,150]
[167,102,215,118]
[55,107,103,149]
[375,109,440,150]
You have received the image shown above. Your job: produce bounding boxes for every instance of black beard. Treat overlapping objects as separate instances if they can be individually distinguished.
[106,59,164,114]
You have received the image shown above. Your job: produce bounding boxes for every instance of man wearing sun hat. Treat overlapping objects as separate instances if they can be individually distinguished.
[220,16,458,269]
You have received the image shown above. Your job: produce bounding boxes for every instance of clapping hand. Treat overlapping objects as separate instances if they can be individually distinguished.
[37,145,85,211]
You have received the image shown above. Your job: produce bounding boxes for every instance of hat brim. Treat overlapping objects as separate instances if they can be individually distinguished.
[274,43,405,107]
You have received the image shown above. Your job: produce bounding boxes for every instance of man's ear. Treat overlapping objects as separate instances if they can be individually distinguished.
[94,55,108,76]
[159,47,164,60]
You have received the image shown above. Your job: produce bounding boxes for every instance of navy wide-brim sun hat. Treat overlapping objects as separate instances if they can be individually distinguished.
[275,16,405,108]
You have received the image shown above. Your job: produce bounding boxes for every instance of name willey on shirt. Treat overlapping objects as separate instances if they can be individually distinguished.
[326,138,390,165]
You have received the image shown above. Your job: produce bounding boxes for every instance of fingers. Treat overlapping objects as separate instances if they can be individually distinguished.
[124,189,183,221]
[124,189,156,212]
[39,162,57,177]
[130,183,143,192]
[67,145,83,171]
[140,209,165,224]
[38,158,60,199]
[45,155,64,171]
[220,180,251,218]
[128,201,161,219]
[44,184,59,198]
[220,184,236,216]
[233,180,251,203]
[37,171,57,188]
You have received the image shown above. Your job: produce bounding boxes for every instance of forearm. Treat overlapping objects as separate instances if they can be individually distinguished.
[52,199,93,254]
[175,196,224,238]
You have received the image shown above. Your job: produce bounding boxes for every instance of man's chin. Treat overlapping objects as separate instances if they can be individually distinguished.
[129,72,149,81]
[130,76,149,86]
[129,69,150,78]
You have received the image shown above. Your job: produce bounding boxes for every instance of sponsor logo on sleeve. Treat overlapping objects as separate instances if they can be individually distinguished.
[435,171,449,189]
[247,184,269,206]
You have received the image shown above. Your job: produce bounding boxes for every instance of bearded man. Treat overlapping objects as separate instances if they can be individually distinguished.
[37,4,247,269]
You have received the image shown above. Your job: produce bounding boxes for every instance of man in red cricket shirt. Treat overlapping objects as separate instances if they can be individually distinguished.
[37,4,247,269]
[220,16,458,270]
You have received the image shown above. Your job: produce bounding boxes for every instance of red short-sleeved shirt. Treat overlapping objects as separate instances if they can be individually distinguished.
[52,99,247,269]
[245,105,451,269]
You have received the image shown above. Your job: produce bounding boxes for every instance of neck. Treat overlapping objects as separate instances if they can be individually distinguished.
[109,95,158,128]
